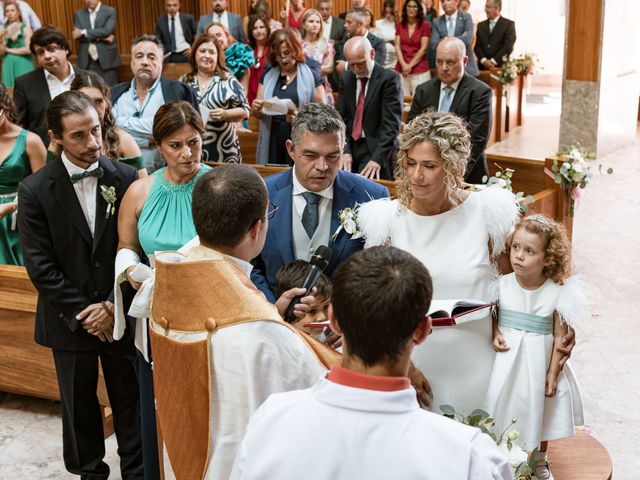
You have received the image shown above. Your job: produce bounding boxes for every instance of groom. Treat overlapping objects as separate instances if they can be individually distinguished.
[251,103,389,303]
[18,91,142,479]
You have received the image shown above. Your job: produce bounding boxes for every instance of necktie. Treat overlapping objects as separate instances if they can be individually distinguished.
[301,191,321,238]
[169,16,177,53]
[70,167,104,184]
[351,77,368,141]
[439,86,454,112]
[88,8,99,61]
[447,17,454,36]
[489,20,496,33]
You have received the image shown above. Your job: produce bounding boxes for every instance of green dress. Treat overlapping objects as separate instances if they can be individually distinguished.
[0,129,31,265]
[137,165,211,255]
[2,23,35,88]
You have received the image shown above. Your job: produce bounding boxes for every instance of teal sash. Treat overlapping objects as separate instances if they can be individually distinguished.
[498,309,553,334]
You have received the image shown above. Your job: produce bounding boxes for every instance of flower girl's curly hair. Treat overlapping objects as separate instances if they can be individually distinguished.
[395,110,470,208]
[515,214,571,284]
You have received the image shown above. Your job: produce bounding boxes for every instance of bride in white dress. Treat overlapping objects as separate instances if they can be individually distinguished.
[357,112,520,415]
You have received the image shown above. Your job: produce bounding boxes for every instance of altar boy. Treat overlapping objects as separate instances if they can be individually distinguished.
[230,246,512,479]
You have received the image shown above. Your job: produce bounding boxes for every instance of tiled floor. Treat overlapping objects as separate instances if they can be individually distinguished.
[1,101,638,479]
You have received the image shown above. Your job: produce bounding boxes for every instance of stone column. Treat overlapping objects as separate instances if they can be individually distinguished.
[559,0,640,155]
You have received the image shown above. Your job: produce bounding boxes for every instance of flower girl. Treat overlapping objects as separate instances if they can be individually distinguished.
[485,214,584,480]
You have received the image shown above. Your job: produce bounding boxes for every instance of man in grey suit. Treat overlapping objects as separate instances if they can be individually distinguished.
[408,38,492,184]
[430,0,478,77]
[196,0,245,42]
[72,0,121,86]
[317,0,344,42]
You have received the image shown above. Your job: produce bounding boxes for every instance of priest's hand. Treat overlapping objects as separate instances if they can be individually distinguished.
[557,326,576,369]
[408,362,432,409]
[275,287,317,321]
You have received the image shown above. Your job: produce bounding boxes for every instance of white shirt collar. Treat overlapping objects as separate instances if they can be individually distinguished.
[227,255,254,277]
[490,15,501,23]
[89,2,101,14]
[168,11,180,20]
[446,11,458,21]
[440,75,463,92]
[292,166,334,200]
[45,63,75,83]
[60,151,101,177]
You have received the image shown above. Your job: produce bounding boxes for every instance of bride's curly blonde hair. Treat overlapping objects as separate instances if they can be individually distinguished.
[394,111,471,208]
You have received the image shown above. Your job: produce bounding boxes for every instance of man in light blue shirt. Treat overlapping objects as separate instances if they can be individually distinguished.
[111,34,199,172]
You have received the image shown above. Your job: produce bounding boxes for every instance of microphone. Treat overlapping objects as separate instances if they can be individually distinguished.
[283,246,332,324]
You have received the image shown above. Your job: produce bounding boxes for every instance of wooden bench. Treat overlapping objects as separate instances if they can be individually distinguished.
[478,70,526,145]
[0,265,114,437]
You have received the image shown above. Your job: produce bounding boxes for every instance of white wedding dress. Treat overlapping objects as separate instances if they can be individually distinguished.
[358,188,519,415]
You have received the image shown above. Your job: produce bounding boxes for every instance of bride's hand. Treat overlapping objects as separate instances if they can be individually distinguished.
[408,362,432,409]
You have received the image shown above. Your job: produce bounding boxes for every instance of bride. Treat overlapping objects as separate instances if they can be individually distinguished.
[358,111,519,414]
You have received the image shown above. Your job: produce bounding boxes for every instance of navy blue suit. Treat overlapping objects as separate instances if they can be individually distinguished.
[251,169,389,302]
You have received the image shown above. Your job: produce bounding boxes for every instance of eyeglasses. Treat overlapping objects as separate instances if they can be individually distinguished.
[275,53,294,61]
[267,201,278,219]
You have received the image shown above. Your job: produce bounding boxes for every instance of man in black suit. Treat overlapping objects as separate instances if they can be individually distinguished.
[18,91,142,479]
[111,34,199,172]
[408,37,492,184]
[474,0,516,69]
[156,0,197,63]
[72,0,121,85]
[336,36,402,180]
[14,26,85,147]
[317,0,344,42]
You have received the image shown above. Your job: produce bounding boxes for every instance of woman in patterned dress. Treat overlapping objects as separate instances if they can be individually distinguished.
[180,35,249,163]
[301,9,334,105]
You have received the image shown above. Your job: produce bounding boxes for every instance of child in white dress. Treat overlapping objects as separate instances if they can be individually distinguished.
[485,214,584,480]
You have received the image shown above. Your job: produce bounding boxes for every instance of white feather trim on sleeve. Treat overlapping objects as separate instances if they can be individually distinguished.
[478,187,520,256]
[556,275,587,328]
[356,198,399,248]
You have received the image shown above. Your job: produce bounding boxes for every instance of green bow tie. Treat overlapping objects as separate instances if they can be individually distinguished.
[70,167,104,184]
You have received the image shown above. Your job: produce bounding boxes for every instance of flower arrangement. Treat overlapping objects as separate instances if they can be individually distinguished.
[552,142,613,216]
[514,52,539,76]
[496,52,540,86]
[469,164,535,213]
[331,207,363,241]
[497,56,519,85]
[100,185,117,219]
[441,405,540,479]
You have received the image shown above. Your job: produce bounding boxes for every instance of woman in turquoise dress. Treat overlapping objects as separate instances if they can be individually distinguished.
[0,2,35,88]
[0,83,45,265]
[115,100,210,480]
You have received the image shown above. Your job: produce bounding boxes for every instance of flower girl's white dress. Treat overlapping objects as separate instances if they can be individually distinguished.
[358,188,519,415]
[484,273,585,448]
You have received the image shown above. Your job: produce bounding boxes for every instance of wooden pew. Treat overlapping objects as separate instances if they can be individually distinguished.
[0,265,114,437]
[487,153,574,238]
[478,70,526,145]
[238,130,258,165]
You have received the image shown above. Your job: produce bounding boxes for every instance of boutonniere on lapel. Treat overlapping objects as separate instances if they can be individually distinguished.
[331,206,363,241]
[100,185,117,219]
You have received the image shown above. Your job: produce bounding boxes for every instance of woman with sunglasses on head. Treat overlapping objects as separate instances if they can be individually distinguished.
[252,28,324,165]
[0,82,45,265]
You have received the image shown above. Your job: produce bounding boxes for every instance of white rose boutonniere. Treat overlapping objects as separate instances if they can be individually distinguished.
[100,185,117,219]
[331,206,363,241]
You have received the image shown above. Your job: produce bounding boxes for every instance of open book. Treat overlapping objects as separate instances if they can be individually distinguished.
[428,299,496,327]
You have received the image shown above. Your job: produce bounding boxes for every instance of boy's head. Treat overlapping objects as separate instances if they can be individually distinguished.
[330,246,433,367]
[276,260,332,330]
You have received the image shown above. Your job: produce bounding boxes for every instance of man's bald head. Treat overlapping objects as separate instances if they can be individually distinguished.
[344,36,375,78]
[435,37,468,86]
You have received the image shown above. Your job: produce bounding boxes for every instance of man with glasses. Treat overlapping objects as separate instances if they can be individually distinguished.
[14,26,86,146]
[251,102,389,303]
[148,164,333,479]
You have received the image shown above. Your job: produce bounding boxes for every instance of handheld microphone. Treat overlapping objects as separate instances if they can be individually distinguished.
[283,245,332,324]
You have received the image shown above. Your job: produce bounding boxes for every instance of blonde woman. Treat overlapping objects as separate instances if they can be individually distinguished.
[300,8,334,105]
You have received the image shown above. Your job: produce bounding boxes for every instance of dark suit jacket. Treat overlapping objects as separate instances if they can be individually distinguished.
[196,12,246,43]
[474,16,516,67]
[336,64,402,176]
[328,16,345,42]
[156,12,197,53]
[18,157,138,352]
[407,74,492,184]
[111,77,200,114]
[430,11,479,76]
[335,31,386,67]
[74,4,121,70]
[251,169,389,302]
[13,67,88,146]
